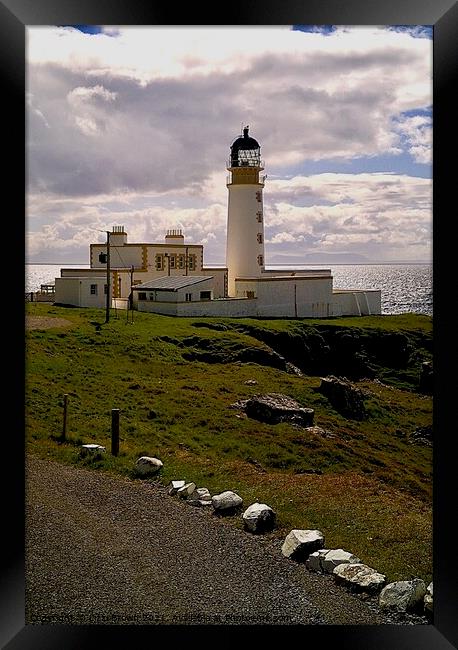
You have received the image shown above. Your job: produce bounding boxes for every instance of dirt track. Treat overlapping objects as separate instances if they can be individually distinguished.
[25,455,422,626]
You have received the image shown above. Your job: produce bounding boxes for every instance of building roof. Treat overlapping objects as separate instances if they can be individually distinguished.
[132,276,213,291]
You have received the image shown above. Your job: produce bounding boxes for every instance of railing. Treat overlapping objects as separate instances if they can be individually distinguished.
[226,159,265,169]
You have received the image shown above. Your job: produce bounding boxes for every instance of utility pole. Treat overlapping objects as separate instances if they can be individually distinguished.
[105,230,111,323]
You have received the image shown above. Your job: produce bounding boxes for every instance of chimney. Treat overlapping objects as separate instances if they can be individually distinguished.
[165,228,185,244]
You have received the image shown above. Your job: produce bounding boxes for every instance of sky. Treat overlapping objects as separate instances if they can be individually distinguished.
[26,25,432,264]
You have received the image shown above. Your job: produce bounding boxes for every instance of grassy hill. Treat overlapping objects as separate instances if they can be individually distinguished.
[25,303,432,584]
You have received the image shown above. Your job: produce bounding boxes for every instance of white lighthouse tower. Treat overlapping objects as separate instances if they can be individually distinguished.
[226,126,266,297]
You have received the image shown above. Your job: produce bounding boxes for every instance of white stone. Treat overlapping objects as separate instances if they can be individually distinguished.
[281,529,325,561]
[424,582,433,614]
[189,487,212,502]
[135,456,163,475]
[306,549,330,572]
[379,579,427,613]
[242,503,276,533]
[188,499,214,508]
[321,549,361,574]
[333,563,386,593]
[80,444,106,455]
[177,482,196,498]
[168,480,186,495]
[212,491,243,512]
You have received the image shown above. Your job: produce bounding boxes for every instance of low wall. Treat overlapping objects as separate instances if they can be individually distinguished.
[137,298,258,317]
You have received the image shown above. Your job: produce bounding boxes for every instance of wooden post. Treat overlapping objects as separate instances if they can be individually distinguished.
[111,408,120,456]
[62,393,68,441]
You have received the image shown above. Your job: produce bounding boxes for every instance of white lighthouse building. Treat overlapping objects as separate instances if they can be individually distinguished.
[54,124,381,317]
[226,126,266,296]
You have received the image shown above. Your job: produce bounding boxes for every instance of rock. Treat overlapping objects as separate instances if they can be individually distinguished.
[177,482,196,498]
[242,503,276,533]
[135,456,163,475]
[212,491,243,513]
[409,425,433,447]
[244,379,258,385]
[306,549,330,572]
[281,529,325,561]
[419,361,433,394]
[80,444,106,457]
[424,582,433,614]
[321,549,362,574]
[317,376,367,420]
[244,393,314,427]
[189,487,212,502]
[379,579,426,613]
[188,498,213,508]
[168,480,186,495]
[333,563,386,593]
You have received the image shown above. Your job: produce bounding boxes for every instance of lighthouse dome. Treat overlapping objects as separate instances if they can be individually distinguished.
[230,126,261,167]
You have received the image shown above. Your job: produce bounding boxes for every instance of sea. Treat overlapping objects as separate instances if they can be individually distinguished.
[25,263,433,316]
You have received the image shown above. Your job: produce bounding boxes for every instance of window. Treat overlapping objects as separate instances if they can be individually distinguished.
[155,254,163,271]
[149,293,155,301]
[178,254,185,269]
[188,254,196,271]
[104,284,108,295]
[256,211,263,223]
[257,233,263,244]
[185,293,192,302]
[90,284,98,295]
[138,292,147,300]
[246,291,255,299]
[257,255,264,266]
[169,254,176,269]
[200,291,211,301]
[256,191,262,202]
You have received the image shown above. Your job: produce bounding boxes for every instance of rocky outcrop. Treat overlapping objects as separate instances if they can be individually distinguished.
[379,579,426,613]
[242,503,276,533]
[212,491,243,513]
[424,582,433,614]
[317,376,367,420]
[181,336,287,371]
[281,529,325,561]
[333,563,386,593]
[135,456,163,475]
[243,393,314,427]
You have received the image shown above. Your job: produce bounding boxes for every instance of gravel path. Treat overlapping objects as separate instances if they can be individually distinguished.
[25,455,420,626]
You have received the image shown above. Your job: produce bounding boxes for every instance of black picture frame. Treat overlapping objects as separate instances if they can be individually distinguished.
[3,0,456,647]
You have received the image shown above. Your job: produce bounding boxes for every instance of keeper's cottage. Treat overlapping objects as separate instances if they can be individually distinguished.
[55,126,381,317]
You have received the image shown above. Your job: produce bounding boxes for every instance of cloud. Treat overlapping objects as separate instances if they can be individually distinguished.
[26,26,432,263]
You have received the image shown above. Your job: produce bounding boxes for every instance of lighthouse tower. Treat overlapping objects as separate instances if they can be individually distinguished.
[226,126,266,297]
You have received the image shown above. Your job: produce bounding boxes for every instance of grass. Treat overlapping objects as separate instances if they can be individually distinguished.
[25,303,432,584]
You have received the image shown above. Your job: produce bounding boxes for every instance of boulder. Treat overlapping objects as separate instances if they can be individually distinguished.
[333,563,386,593]
[306,549,330,572]
[189,487,212,502]
[212,491,243,513]
[321,549,361,574]
[379,579,426,613]
[168,480,186,495]
[244,379,258,386]
[281,529,325,561]
[80,444,106,457]
[135,456,163,475]
[242,503,276,533]
[177,482,196,498]
[424,582,433,614]
[409,425,433,447]
[317,376,367,420]
[244,393,314,427]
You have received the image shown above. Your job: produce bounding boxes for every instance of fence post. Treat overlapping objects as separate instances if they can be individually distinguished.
[111,409,120,456]
[62,393,68,441]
